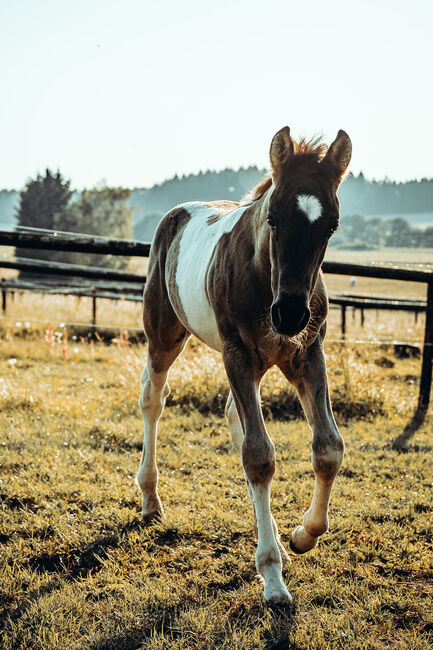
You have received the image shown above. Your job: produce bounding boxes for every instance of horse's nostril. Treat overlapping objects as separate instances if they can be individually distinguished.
[270,297,310,336]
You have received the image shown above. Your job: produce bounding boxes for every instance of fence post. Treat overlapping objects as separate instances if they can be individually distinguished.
[1,287,6,314]
[417,281,433,412]
[92,294,97,327]
[393,280,433,449]
[341,305,346,338]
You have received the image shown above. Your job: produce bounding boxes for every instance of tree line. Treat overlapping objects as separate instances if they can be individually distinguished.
[333,214,433,249]
[4,167,433,275]
[14,170,133,272]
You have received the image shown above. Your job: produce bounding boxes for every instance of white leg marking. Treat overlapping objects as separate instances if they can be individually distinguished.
[251,483,292,604]
[225,394,290,565]
[297,194,322,223]
[136,363,169,517]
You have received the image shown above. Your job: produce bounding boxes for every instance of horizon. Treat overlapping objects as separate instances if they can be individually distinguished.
[2,166,433,195]
[1,0,432,190]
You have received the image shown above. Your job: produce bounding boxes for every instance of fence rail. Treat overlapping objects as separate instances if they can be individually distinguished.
[322,260,433,283]
[0,228,150,256]
[1,226,432,448]
[0,277,142,293]
[0,256,145,283]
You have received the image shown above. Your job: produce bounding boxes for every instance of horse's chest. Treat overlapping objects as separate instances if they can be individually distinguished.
[171,203,247,350]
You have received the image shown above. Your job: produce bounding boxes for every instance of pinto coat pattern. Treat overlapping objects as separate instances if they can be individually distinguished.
[137,126,352,604]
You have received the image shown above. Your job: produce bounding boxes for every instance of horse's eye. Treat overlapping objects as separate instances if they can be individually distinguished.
[267,216,276,230]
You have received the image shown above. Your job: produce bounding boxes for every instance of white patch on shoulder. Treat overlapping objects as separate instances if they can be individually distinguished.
[175,202,248,351]
[297,194,322,223]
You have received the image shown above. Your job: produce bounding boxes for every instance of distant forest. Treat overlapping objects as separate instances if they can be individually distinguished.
[1,168,433,247]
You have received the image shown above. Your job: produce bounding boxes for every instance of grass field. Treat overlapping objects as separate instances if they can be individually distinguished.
[0,246,432,648]
[0,327,432,649]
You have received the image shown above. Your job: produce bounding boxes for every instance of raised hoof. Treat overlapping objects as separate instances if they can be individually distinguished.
[289,525,319,554]
[289,536,306,555]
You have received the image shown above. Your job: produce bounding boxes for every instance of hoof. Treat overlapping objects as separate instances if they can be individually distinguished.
[264,578,293,607]
[289,525,319,554]
[289,536,305,555]
[141,509,164,524]
[265,590,294,609]
[266,598,295,614]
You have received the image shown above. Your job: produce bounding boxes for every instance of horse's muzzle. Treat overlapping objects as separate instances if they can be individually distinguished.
[270,293,310,337]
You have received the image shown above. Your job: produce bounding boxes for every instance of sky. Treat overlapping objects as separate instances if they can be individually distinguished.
[1,0,432,190]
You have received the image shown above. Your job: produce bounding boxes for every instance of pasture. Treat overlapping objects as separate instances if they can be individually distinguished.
[1,324,432,649]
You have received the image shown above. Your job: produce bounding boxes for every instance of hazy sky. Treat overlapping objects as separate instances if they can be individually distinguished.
[1,0,432,190]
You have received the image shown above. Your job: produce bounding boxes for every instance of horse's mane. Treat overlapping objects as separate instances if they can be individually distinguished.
[241,136,328,204]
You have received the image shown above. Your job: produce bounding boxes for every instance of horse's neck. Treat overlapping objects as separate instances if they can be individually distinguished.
[250,189,272,276]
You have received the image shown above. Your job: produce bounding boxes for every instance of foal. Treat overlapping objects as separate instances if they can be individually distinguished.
[137,126,352,604]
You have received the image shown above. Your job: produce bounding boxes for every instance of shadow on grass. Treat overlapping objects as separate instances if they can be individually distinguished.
[87,602,297,650]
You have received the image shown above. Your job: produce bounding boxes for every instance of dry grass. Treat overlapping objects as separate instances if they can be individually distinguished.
[0,327,432,649]
[1,246,432,648]
[324,247,433,301]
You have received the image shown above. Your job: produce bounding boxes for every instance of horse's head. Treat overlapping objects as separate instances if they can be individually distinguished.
[267,127,351,337]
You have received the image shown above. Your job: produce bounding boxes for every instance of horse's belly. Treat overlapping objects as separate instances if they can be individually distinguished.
[176,264,221,351]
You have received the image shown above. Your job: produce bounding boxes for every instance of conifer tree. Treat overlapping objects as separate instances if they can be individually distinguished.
[16,169,72,262]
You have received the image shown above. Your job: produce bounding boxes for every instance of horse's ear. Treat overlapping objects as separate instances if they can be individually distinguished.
[270,127,294,177]
[323,130,352,185]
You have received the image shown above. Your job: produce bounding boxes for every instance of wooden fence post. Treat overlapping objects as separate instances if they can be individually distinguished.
[417,281,433,412]
[92,294,97,327]
[341,305,346,338]
[1,287,6,314]
[393,281,433,449]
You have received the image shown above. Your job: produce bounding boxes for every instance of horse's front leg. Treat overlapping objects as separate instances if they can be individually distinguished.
[282,340,344,554]
[223,341,292,605]
[225,391,290,565]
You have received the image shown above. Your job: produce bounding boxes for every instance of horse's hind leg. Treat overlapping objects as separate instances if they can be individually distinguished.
[136,291,189,518]
[225,392,290,565]
[281,340,344,554]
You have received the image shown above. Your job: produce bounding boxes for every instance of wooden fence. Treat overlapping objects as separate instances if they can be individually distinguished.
[1,226,432,448]
[1,271,427,333]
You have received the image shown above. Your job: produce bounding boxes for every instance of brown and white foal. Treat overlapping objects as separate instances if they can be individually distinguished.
[137,127,352,604]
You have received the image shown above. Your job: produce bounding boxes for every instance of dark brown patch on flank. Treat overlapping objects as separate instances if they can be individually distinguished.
[163,208,194,334]
[143,207,192,366]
